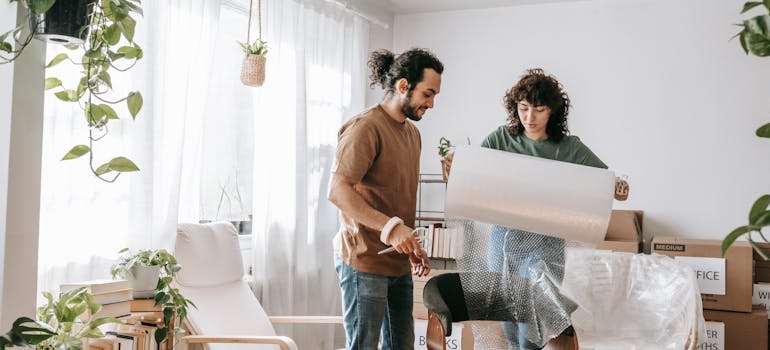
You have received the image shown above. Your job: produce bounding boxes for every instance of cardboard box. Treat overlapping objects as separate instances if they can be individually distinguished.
[702,307,768,350]
[597,210,643,253]
[415,320,576,350]
[752,242,770,283]
[414,319,473,350]
[652,236,753,312]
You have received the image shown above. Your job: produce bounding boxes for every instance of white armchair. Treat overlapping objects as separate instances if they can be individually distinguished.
[174,222,342,350]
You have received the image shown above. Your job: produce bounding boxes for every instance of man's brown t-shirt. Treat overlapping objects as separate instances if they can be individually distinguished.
[332,105,420,277]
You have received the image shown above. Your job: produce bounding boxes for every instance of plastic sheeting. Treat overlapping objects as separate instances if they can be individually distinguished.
[443,146,704,349]
[561,248,704,350]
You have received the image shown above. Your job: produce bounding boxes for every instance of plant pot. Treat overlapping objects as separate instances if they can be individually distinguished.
[129,265,160,299]
[240,54,266,87]
[440,158,451,182]
[32,0,94,44]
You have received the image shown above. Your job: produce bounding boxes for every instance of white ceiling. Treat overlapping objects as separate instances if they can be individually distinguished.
[378,0,587,14]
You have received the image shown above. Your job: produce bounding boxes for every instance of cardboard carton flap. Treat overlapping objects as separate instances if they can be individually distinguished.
[604,210,643,242]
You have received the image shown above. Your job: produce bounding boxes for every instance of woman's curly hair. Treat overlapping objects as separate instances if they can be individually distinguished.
[503,68,570,142]
[367,48,443,93]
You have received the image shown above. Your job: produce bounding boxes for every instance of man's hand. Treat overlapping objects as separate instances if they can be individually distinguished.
[387,224,423,254]
[410,250,431,277]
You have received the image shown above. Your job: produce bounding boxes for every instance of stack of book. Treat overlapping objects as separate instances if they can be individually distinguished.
[88,322,159,350]
[60,280,132,320]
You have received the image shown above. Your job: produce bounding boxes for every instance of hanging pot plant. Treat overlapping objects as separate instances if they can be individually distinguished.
[32,0,94,44]
[238,0,267,87]
[239,40,267,87]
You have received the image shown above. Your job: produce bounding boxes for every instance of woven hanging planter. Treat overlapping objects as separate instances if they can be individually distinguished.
[240,0,267,87]
[241,54,266,87]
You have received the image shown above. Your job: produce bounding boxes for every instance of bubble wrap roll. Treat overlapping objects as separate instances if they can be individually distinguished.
[445,146,615,244]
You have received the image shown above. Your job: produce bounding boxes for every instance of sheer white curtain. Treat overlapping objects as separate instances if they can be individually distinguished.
[250,0,369,348]
[37,0,222,296]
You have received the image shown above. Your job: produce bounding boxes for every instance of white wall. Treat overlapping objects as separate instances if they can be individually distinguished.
[0,0,16,323]
[394,0,770,242]
[0,5,45,330]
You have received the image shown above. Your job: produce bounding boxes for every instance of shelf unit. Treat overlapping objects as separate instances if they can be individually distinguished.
[416,173,456,269]
[416,173,447,227]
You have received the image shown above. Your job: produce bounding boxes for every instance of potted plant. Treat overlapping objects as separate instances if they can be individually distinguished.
[42,0,143,183]
[437,137,455,181]
[722,1,770,256]
[0,287,122,350]
[239,39,268,87]
[111,249,196,350]
[0,0,60,64]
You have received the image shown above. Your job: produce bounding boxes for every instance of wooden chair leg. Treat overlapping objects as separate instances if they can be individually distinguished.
[426,312,446,350]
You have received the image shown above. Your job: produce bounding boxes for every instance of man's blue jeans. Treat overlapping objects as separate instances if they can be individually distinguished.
[335,254,415,350]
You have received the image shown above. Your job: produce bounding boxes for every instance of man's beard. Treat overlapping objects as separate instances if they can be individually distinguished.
[401,90,422,121]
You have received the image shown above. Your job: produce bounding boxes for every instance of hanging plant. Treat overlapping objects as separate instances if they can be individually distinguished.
[0,0,57,64]
[239,0,267,87]
[44,0,144,182]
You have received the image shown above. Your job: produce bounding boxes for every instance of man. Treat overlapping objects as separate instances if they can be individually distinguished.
[327,48,444,349]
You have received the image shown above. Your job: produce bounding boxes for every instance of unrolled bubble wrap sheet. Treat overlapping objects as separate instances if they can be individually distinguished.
[445,146,615,244]
[444,146,615,349]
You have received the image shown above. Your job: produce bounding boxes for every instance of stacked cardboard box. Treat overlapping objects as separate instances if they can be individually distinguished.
[597,210,643,253]
[652,237,767,350]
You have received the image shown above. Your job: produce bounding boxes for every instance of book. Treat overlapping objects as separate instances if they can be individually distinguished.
[130,298,161,312]
[106,331,136,350]
[92,289,133,305]
[87,336,119,350]
[60,280,131,295]
[117,324,156,350]
[79,300,131,321]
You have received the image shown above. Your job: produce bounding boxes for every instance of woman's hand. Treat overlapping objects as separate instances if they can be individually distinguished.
[615,176,629,201]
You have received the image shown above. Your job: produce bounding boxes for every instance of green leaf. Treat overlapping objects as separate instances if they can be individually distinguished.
[121,16,136,42]
[28,0,56,14]
[749,238,770,260]
[100,104,119,120]
[742,1,764,13]
[750,195,770,224]
[123,1,143,16]
[765,0,770,11]
[95,162,112,175]
[127,91,142,118]
[44,77,62,90]
[722,225,754,256]
[46,53,69,68]
[756,211,770,227]
[747,31,770,56]
[154,328,168,345]
[104,24,121,46]
[86,103,107,126]
[117,45,141,59]
[108,157,140,172]
[0,41,11,53]
[755,210,770,227]
[54,90,78,102]
[739,29,751,54]
[757,122,770,137]
[64,44,80,50]
[98,71,112,89]
[61,145,90,160]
